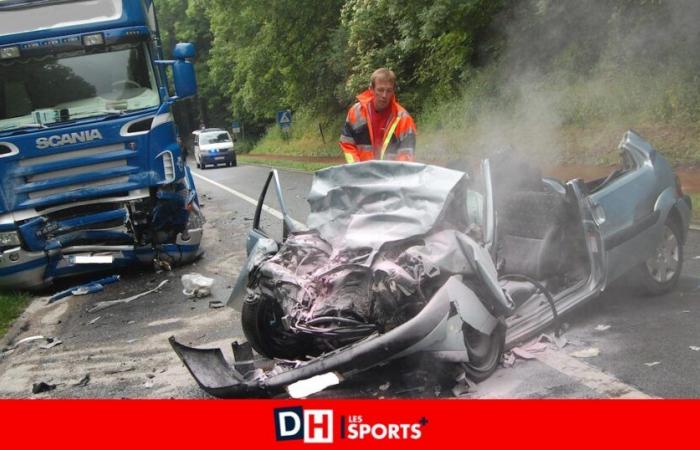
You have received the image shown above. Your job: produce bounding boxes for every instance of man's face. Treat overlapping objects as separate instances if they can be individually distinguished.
[371,79,394,112]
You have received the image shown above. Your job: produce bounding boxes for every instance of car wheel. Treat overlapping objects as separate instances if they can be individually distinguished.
[242,293,312,359]
[462,319,505,382]
[232,156,237,167]
[638,219,683,295]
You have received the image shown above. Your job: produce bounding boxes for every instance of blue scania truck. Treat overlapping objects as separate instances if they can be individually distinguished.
[0,0,204,289]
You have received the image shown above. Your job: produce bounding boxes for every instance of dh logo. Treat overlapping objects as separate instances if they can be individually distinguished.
[274,407,333,443]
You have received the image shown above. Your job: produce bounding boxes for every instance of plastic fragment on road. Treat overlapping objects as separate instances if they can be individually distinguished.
[208,300,225,309]
[690,346,700,351]
[644,361,661,367]
[49,275,121,303]
[87,280,168,313]
[571,348,600,358]
[74,374,90,387]
[595,324,611,331]
[104,366,136,375]
[88,316,101,325]
[502,352,516,367]
[181,273,214,298]
[287,372,341,398]
[538,332,568,349]
[39,338,62,349]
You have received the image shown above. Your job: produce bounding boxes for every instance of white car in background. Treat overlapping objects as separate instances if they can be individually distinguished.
[192,128,237,169]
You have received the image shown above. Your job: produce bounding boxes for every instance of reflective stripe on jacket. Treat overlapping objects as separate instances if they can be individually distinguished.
[339,89,416,163]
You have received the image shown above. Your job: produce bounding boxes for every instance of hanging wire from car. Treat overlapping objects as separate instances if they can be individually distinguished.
[498,273,561,337]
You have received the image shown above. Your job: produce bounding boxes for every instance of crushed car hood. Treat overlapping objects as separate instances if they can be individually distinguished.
[306,162,471,249]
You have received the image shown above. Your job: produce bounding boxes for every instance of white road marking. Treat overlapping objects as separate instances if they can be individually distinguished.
[192,171,306,229]
[534,349,653,398]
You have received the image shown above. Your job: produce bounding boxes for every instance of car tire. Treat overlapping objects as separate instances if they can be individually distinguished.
[242,293,312,359]
[461,319,505,382]
[232,156,237,167]
[637,219,683,296]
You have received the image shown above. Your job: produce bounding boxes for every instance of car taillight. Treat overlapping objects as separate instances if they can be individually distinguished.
[675,174,684,197]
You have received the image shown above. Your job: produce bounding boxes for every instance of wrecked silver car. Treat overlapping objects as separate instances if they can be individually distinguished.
[171,130,691,398]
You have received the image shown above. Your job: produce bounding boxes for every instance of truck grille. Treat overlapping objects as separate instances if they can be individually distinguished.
[15,143,142,210]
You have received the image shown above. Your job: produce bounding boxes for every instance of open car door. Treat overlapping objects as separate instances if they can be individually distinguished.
[228,169,299,310]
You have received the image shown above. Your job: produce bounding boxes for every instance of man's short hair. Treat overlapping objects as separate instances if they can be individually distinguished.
[370,68,396,88]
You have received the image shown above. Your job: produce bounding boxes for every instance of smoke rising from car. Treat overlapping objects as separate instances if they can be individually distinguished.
[421,0,700,166]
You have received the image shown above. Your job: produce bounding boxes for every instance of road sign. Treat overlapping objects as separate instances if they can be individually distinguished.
[276,110,292,128]
[231,120,241,134]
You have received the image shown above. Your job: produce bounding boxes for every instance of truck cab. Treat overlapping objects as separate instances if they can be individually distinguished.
[0,0,203,289]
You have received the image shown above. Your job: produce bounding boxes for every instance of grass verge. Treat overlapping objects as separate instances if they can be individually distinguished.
[238,155,336,172]
[0,291,29,338]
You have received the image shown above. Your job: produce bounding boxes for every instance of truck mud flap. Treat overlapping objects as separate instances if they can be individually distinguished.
[170,278,454,398]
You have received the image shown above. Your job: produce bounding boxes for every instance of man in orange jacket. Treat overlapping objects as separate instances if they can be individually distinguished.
[339,68,416,163]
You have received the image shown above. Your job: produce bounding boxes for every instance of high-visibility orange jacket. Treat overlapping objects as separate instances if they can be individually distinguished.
[339,89,416,163]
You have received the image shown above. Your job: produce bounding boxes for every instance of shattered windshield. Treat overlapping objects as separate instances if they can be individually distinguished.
[0,42,159,132]
[200,132,231,145]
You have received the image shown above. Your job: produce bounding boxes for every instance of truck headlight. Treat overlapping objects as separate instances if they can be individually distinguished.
[0,231,21,247]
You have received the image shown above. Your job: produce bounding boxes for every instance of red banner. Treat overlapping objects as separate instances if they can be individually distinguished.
[1,399,696,448]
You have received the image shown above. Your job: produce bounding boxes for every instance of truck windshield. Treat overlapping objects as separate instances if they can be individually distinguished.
[0,42,159,132]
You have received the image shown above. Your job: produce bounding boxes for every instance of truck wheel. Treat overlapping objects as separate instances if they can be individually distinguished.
[638,219,683,295]
[241,294,311,359]
[462,319,505,382]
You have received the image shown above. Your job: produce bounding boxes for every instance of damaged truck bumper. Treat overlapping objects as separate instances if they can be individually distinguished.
[0,169,204,290]
[170,275,499,398]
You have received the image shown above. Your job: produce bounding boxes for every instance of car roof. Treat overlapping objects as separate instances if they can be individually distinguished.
[192,128,226,135]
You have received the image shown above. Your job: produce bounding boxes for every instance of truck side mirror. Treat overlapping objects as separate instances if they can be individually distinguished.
[171,43,197,99]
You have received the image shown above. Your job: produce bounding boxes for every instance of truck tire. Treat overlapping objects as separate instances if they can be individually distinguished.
[637,219,683,295]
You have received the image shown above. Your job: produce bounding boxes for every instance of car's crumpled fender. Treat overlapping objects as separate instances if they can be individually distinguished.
[170,275,498,398]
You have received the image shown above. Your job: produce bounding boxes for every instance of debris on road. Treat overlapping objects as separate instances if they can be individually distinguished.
[12,335,45,347]
[39,338,62,350]
[74,374,91,387]
[87,280,168,313]
[208,300,225,309]
[379,382,391,391]
[644,361,661,367]
[594,324,611,331]
[49,275,120,303]
[571,348,600,358]
[690,346,700,352]
[4,335,62,352]
[104,366,136,375]
[451,372,475,397]
[502,352,516,367]
[181,273,214,298]
[32,382,56,394]
[538,332,568,349]
[88,316,102,325]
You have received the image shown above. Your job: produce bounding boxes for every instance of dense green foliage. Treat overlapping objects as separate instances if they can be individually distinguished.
[155,0,700,164]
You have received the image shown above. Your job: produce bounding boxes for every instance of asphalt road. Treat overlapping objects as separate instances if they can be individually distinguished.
[1,162,699,399]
